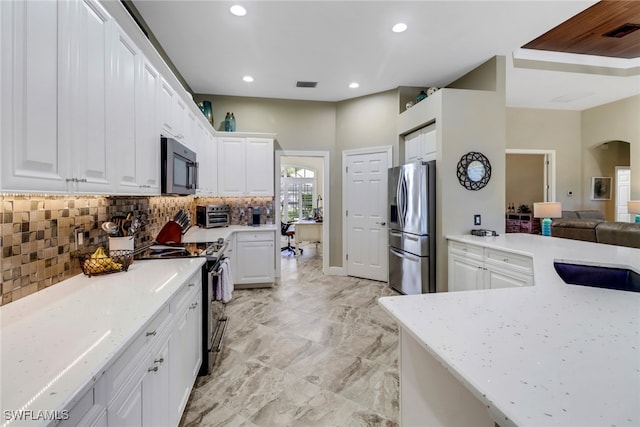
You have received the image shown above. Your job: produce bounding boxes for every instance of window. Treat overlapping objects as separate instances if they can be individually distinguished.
[281,166,316,222]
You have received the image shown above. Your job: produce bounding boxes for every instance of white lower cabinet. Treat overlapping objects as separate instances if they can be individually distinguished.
[169,282,202,426]
[448,240,533,291]
[230,231,276,286]
[59,377,107,427]
[103,270,201,427]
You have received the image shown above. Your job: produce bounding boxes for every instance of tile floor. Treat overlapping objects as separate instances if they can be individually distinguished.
[180,246,400,426]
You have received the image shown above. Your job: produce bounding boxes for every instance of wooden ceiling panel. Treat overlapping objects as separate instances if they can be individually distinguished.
[522,1,640,59]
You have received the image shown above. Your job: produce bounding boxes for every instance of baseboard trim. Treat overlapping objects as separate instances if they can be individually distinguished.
[327,266,347,276]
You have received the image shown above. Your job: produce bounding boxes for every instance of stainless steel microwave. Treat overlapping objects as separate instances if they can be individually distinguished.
[161,137,198,195]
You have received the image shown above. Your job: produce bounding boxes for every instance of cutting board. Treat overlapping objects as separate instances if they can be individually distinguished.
[155,221,182,244]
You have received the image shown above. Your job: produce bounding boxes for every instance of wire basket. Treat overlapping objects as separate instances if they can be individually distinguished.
[79,250,133,277]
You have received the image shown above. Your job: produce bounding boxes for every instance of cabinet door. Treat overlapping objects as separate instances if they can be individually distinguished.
[109,377,143,427]
[158,77,176,137]
[404,130,421,163]
[142,341,170,427]
[236,239,275,284]
[1,0,69,192]
[195,122,217,196]
[217,137,246,196]
[61,0,113,194]
[246,137,274,196]
[136,58,160,194]
[108,25,140,193]
[448,252,484,292]
[174,98,187,144]
[169,288,201,427]
[419,126,436,161]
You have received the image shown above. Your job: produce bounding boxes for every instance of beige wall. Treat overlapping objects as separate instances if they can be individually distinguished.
[506,108,582,210]
[333,90,398,265]
[582,95,640,204]
[506,154,545,210]
[585,141,630,220]
[196,91,399,267]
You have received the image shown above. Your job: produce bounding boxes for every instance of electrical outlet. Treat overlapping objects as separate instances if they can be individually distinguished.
[75,227,84,250]
[474,214,481,226]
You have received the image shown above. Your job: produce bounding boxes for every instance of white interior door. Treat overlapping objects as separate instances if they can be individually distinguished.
[615,166,631,222]
[345,149,390,282]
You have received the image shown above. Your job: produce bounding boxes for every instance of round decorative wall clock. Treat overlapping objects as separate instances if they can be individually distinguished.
[456,152,491,190]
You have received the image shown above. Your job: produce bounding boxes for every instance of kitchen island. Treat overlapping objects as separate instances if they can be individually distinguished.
[379,234,640,427]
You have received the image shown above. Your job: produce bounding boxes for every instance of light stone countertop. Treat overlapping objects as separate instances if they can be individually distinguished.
[0,257,206,427]
[182,224,277,243]
[379,234,640,427]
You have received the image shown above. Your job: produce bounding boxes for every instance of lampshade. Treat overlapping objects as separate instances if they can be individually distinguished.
[533,202,562,219]
[629,200,640,224]
[628,201,640,214]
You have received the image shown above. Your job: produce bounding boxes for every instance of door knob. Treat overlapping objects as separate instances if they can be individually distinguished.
[376,221,386,226]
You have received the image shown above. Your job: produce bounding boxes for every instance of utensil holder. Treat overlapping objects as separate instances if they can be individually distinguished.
[109,236,134,255]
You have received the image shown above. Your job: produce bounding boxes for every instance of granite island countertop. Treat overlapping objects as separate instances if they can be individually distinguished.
[0,257,205,427]
[379,234,640,427]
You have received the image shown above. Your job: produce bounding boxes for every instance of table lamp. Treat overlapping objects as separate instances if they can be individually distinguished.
[533,202,562,237]
[628,200,640,223]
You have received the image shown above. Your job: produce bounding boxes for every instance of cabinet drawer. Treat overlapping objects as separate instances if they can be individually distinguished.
[172,273,201,316]
[236,230,273,242]
[448,241,483,259]
[484,248,533,273]
[106,303,171,401]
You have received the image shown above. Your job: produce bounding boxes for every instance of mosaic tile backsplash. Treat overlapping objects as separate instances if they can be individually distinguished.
[0,195,273,306]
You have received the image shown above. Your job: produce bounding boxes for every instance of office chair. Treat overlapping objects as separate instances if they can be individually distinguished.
[281,222,303,256]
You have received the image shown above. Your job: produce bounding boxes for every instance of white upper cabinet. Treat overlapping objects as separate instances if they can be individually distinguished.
[245,137,274,196]
[217,137,246,197]
[136,58,161,194]
[158,77,177,138]
[108,25,142,193]
[1,0,68,192]
[195,122,218,196]
[60,0,114,194]
[217,136,274,197]
[404,124,436,164]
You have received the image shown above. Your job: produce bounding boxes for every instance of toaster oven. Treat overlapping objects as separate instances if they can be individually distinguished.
[196,205,230,228]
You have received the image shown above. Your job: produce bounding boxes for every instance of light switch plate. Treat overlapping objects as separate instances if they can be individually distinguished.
[474,214,481,226]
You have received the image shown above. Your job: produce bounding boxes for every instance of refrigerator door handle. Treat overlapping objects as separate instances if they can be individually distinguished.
[390,247,419,262]
[390,231,403,237]
[396,175,403,229]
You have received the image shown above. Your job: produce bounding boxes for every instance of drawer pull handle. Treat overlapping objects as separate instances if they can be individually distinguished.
[154,358,164,364]
[146,331,157,337]
[148,366,159,373]
[503,258,509,262]
[188,283,196,287]
[462,248,468,251]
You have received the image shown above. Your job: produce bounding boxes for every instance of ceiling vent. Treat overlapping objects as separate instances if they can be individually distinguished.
[603,23,640,38]
[296,81,318,88]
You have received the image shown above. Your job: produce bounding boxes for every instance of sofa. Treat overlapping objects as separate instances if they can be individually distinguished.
[551,210,640,249]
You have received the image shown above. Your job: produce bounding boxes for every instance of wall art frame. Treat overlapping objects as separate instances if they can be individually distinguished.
[591,176,612,200]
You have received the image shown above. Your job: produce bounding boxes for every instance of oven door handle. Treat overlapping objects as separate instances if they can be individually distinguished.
[215,317,228,353]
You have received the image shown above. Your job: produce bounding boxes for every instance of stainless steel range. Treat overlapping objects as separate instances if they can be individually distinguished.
[135,239,229,376]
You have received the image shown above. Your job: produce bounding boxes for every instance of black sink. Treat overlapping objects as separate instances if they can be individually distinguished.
[554,262,640,293]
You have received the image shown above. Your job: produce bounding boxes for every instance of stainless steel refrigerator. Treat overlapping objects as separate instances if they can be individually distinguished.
[388,161,436,294]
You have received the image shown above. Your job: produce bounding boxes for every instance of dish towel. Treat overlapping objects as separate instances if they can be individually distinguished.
[218,258,234,303]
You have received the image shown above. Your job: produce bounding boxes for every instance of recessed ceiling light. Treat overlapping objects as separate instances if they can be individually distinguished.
[349,82,359,89]
[243,76,254,83]
[392,23,407,33]
[230,5,246,16]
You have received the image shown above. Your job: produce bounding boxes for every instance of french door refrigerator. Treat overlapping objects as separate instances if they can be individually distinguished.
[388,160,436,294]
